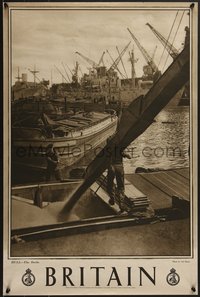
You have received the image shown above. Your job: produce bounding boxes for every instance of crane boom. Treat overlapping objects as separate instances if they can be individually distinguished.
[106,50,126,78]
[79,65,83,76]
[127,27,158,72]
[146,23,179,59]
[116,46,128,78]
[98,51,105,66]
[108,41,131,72]
[54,65,69,83]
[61,62,71,82]
[75,51,98,68]
[151,45,158,61]
[65,64,73,77]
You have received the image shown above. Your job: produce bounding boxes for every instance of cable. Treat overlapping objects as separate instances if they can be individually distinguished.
[157,11,179,69]
[162,11,185,72]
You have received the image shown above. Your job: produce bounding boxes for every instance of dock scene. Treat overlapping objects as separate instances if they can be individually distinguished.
[10,8,190,257]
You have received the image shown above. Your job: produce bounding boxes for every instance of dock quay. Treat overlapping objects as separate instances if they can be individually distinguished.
[125,167,189,210]
[11,167,190,257]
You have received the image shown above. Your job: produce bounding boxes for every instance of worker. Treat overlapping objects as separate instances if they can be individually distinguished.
[45,143,61,181]
[107,141,132,213]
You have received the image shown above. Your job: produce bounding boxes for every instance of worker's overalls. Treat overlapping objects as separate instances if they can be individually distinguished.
[107,150,127,212]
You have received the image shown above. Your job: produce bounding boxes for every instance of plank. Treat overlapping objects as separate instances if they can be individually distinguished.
[124,184,147,199]
[154,172,190,198]
[164,170,190,187]
[142,173,189,201]
[153,172,189,194]
[174,168,190,179]
[125,174,172,209]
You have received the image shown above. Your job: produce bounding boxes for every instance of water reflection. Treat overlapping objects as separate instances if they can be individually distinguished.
[124,107,190,173]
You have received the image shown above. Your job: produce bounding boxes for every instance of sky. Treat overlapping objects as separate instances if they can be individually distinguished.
[11,8,189,85]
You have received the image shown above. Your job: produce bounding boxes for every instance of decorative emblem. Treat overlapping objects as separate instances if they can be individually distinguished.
[166,268,180,286]
[22,268,35,286]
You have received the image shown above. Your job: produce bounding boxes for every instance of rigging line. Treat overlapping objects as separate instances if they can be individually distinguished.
[162,10,185,72]
[157,11,179,69]
[116,46,128,79]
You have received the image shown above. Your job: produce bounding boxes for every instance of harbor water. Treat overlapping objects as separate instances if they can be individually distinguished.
[124,106,190,174]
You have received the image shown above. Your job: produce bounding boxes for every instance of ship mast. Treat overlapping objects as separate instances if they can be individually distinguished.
[29,65,39,85]
[15,67,21,82]
[129,46,138,89]
[50,69,53,86]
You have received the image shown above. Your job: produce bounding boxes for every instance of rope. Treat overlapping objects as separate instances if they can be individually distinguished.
[162,11,185,72]
[157,11,179,69]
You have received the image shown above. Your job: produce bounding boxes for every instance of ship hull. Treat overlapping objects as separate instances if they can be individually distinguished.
[12,115,117,173]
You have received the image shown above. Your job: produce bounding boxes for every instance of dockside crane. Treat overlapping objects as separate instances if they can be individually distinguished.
[76,51,106,68]
[75,52,98,68]
[146,23,189,99]
[146,23,179,59]
[127,28,158,74]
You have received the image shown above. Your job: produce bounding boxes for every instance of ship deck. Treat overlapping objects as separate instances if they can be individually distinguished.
[11,167,190,257]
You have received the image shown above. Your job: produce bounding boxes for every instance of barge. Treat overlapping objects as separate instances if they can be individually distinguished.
[12,98,118,177]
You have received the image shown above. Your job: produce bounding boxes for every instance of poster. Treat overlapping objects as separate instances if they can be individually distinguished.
[3,1,198,295]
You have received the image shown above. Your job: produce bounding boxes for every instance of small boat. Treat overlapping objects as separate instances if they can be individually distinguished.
[12,98,118,173]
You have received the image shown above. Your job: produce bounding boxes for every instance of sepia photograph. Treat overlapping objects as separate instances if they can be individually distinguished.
[3,1,198,295]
